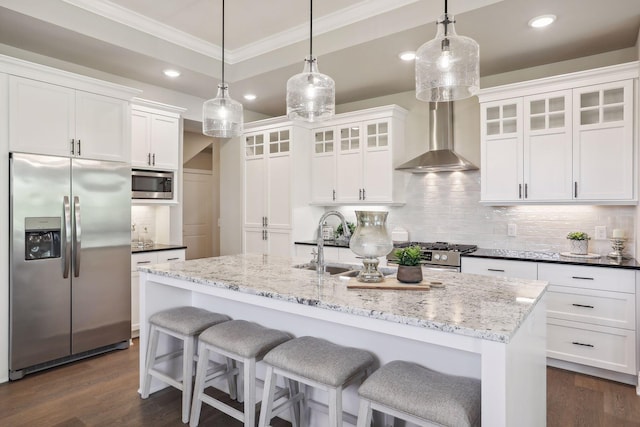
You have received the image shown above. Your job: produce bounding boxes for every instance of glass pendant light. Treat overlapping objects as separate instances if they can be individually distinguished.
[286,0,335,122]
[415,0,479,102]
[203,0,243,138]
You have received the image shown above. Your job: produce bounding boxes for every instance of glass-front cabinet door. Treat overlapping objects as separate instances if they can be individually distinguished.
[572,80,633,201]
[480,98,523,202]
[523,90,573,201]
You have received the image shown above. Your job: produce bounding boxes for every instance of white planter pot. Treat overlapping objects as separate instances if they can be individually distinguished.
[569,239,588,255]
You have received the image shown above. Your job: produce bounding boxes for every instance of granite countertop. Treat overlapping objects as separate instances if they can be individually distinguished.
[138,254,547,344]
[464,248,640,269]
[131,244,187,254]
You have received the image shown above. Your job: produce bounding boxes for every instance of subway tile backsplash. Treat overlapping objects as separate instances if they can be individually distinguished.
[335,171,636,257]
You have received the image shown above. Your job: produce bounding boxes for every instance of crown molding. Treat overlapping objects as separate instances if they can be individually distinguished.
[62,0,419,64]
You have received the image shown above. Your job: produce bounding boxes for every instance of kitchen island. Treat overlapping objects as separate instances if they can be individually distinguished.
[138,254,548,427]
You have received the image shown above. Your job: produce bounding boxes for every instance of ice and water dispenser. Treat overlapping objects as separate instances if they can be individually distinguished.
[24,217,61,260]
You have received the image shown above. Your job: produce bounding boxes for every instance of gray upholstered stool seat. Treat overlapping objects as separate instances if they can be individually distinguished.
[190,320,293,427]
[356,360,481,427]
[141,306,231,423]
[258,336,375,427]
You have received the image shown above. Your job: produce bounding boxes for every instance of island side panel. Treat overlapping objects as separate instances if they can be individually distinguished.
[481,294,547,426]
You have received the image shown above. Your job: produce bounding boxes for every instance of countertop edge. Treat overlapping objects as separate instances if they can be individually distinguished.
[132,245,187,254]
[463,249,640,269]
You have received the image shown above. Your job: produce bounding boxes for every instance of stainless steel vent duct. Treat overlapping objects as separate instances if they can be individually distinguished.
[396,101,477,173]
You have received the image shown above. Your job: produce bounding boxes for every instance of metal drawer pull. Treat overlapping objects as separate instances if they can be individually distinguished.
[571,303,594,309]
[572,276,594,280]
[136,261,151,265]
[166,257,180,261]
[487,268,505,272]
[571,341,594,348]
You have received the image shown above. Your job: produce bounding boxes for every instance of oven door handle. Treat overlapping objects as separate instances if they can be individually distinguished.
[421,265,460,273]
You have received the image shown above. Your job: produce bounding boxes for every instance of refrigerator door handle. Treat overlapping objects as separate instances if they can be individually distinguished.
[73,196,82,277]
[63,196,71,278]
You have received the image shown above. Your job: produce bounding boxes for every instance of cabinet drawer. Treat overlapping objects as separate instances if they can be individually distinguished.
[131,253,157,272]
[547,285,635,329]
[157,249,185,263]
[461,258,537,280]
[538,263,635,293]
[547,318,636,375]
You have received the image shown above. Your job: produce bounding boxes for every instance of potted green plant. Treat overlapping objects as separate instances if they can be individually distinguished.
[567,231,590,255]
[394,245,423,283]
[334,221,355,243]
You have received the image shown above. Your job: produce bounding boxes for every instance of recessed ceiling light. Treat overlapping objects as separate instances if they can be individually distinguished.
[163,69,181,78]
[243,94,257,101]
[528,14,556,28]
[399,51,416,61]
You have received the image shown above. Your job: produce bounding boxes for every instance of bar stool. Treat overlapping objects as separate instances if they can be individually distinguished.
[258,336,374,427]
[189,320,293,427]
[141,306,232,423]
[356,360,481,427]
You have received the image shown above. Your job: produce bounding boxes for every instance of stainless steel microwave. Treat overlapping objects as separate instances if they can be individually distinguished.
[131,169,174,199]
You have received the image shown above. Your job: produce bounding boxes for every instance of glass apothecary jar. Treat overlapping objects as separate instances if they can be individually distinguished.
[349,210,393,282]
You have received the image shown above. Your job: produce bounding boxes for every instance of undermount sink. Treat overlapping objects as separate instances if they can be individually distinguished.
[293,263,395,277]
[294,263,353,275]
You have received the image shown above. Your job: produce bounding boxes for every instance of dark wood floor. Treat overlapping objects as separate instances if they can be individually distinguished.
[1,340,639,426]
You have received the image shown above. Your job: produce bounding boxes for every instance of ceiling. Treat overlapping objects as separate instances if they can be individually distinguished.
[0,0,639,118]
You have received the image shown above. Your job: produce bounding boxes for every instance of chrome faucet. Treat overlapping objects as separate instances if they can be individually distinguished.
[316,211,351,275]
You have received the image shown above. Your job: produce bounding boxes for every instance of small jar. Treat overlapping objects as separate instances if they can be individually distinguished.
[322,222,334,241]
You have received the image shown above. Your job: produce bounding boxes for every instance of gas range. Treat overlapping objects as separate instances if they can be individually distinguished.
[387,241,478,271]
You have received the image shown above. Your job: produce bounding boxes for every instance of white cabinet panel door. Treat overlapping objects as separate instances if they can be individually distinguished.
[150,114,179,170]
[267,154,291,229]
[244,157,266,228]
[76,92,129,162]
[9,76,75,157]
[131,110,151,167]
[244,228,266,255]
[267,230,292,257]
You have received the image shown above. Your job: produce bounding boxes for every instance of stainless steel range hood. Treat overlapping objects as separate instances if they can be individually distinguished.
[396,101,477,173]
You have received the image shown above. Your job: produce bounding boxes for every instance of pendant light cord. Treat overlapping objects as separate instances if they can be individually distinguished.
[443,0,449,37]
[309,0,313,60]
[221,0,225,85]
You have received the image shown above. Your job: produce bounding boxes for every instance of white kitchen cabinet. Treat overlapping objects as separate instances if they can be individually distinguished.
[243,119,320,257]
[131,249,185,336]
[9,76,130,162]
[131,101,184,170]
[310,105,408,205]
[572,80,634,201]
[478,62,638,205]
[460,257,538,280]
[538,263,636,376]
[311,127,337,203]
[480,98,523,201]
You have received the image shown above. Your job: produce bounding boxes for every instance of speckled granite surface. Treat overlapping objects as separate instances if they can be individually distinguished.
[139,254,547,344]
[465,248,640,269]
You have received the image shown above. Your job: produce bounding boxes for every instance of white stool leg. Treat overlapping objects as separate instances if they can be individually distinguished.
[182,335,196,423]
[243,357,257,427]
[328,386,342,427]
[286,379,300,427]
[189,343,209,427]
[141,324,159,399]
[383,413,394,426]
[237,360,245,403]
[226,357,237,400]
[356,399,373,427]
[299,383,309,427]
[258,366,277,427]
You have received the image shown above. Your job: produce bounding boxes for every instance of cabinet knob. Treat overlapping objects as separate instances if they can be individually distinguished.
[147,153,151,165]
[524,183,528,199]
[332,189,336,201]
[518,184,522,199]
[152,153,156,166]
[362,188,366,200]
[574,181,578,198]
[77,140,81,156]
[70,139,75,155]
[571,341,594,348]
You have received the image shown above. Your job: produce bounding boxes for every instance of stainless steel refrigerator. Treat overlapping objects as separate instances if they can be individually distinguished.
[9,152,131,380]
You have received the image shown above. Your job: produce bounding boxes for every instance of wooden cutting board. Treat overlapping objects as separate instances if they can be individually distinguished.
[346,277,443,290]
